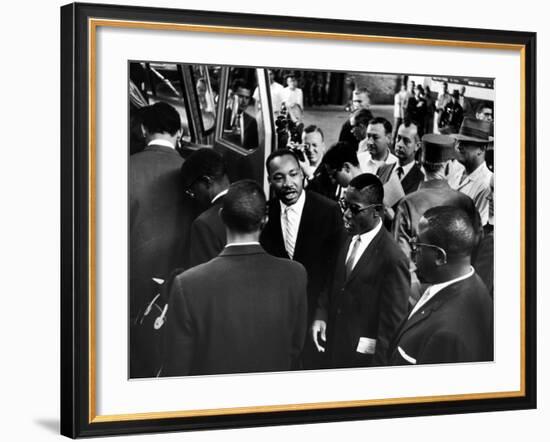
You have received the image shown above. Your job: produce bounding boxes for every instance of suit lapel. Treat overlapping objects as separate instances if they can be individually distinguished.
[402,163,423,194]
[345,226,384,284]
[293,193,314,260]
[378,163,395,184]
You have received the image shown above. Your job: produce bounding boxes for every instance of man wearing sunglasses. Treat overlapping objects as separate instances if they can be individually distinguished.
[312,173,410,368]
[389,206,493,365]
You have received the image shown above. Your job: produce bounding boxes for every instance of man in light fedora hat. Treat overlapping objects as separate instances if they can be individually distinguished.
[447,117,494,225]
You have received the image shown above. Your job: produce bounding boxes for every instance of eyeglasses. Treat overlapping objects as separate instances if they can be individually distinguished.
[338,199,381,216]
[183,175,207,199]
[409,236,447,263]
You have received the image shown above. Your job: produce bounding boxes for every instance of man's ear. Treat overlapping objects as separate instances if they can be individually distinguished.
[342,162,352,173]
[434,250,447,266]
[259,214,269,231]
[140,124,147,139]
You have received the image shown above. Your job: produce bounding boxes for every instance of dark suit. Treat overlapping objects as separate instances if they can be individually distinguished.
[162,244,307,376]
[187,196,226,268]
[129,144,195,377]
[261,191,343,323]
[377,162,424,195]
[223,111,259,150]
[389,273,493,365]
[392,179,477,260]
[316,225,410,367]
[307,163,338,200]
[260,191,344,368]
[338,118,359,152]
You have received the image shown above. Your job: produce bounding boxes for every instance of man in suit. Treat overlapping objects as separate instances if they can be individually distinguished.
[377,120,424,196]
[129,101,195,377]
[260,149,344,369]
[339,88,373,152]
[311,174,410,368]
[223,78,259,150]
[180,148,230,268]
[389,206,493,365]
[300,125,338,200]
[162,180,308,376]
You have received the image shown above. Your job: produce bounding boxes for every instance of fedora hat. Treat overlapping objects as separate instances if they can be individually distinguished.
[421,134,456,165]
[451,117,494,143]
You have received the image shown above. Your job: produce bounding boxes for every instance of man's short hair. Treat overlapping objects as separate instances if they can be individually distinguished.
[352,108,374,127]
[265,148,300,174]
[349,173,384,205]
[323,142,359,170]
[180,148,226,189]
[421,206,476,258]
[303,124,324,141]
[400,119,420,143]
[141,101,181,136]
[368,116,393,135]
[353,87,370,96]
[221,180,266,234]
[231,78,251,93]
[476,101,493,114]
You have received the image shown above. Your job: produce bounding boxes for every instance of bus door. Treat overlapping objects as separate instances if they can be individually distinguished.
[213,67,275,194]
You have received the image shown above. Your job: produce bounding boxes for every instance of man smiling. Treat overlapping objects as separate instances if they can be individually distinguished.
[261,149,343,369]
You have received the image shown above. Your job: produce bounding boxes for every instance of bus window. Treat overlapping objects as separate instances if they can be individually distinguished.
[221,68,261,152]
[190,65,217,134]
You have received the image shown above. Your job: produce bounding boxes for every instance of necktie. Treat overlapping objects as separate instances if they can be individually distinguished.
[283,206,296,259]
[345,236,362,277]
[459,169,469,185]
[397,166,404,180]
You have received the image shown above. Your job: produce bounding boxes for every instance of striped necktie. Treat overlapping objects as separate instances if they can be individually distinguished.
[283,206,296,259]
[345,236,362,277]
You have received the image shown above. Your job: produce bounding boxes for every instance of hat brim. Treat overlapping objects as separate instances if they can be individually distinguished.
[450,133,494,143]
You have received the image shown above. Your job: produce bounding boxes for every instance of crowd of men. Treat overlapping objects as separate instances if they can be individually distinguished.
[129,81,494,378]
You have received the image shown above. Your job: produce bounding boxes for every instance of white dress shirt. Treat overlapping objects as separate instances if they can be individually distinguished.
[448,162,493,225]
[393,160,415,181]
[358,150,398,174]
[279,191,306,259]
[408,266,475,319]
[281,87,304,110]
[211,188,228,204]
[345,219,383,273]
[147,138,175,149]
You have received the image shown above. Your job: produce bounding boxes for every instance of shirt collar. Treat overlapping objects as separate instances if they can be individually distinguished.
[398,160,415,177]
[147,138,175,149]
[465,162,490,182]
[354,218,383,245]
[279,190,306,214]
[363,150,398,165]
[409,266,475,319]
[211,188,228,204]
[225,241,260,247]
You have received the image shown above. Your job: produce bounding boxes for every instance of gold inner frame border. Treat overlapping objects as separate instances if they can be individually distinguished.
[87,17,527,423]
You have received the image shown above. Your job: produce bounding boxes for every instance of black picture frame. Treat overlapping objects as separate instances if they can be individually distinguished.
[61,2,537,438]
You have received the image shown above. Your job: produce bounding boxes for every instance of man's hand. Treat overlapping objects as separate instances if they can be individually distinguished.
[311,320,327,352]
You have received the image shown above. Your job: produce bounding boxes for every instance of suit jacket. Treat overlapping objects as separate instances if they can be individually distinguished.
[307,163,339,201]
[186,196,227,268]
[129,145,194,318]
[392,179,478,260]
[260,191,344,321]
[223,110,259,150]
[316,226,410,367]
[389,273,493,365]
[162,244,307,376]
[338,118,359,152]
[377,162,424,196]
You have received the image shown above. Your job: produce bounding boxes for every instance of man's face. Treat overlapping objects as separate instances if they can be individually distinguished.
[460,86,466,96]
[455,140,483,167]
[287,77,297,90]
[413,218,440,284]
[394,124,420,165]
[366,123,391,159]
[268,154,304,206]
[352,91,370,111]
[350,115,367,141]
[342,186,379,235]
[303,130,326,167]
[442,83,448,94]
[326,164,352,187]
[409,82,415,93]
[476,107,493,122]
[268,70,275,84]
[235,87,251,112]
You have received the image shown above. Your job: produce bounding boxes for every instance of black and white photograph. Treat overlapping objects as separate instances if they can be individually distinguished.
[128,62,496,379]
